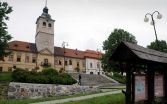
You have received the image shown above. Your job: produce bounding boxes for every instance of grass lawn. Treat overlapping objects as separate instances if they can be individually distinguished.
[63,93,125,104]
[0,92,103,104]
[0,72,12,82]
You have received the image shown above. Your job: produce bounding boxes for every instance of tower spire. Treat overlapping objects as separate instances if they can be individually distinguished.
[43,0,48,14]
[45,0,47,7]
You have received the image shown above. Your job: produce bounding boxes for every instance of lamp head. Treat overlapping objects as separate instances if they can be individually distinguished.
[157,13,162,19]
[144,17,149,22]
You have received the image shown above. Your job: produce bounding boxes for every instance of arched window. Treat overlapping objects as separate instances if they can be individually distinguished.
[90,63,93,68]
[69,60,72,65]
[43,22,46,26]
[77,62,79,67]
[48,23,52,27]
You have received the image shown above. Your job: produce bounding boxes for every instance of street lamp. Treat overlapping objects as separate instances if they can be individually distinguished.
[144,11,162,50]
[62,41,68,71]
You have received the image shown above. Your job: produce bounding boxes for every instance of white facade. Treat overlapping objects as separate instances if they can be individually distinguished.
[85,58,103,74]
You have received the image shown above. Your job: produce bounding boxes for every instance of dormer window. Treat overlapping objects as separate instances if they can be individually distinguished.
[26,45,29,49]
[48,23,52,27]
[43,22,46,26]
[14,44,18,47]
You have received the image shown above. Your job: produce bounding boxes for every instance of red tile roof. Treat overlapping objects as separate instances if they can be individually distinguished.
[8,41,103,59]
[8,41,37,53]
[84,50,103,59]
[54,47,84,59]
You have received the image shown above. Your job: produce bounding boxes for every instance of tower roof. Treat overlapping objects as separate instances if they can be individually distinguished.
[41,6,51,19]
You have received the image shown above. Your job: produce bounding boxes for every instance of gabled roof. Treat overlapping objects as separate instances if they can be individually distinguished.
[111,42,167,64]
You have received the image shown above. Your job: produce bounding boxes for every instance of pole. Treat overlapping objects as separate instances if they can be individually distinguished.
[151,16,159,50]
[145,11,162,51]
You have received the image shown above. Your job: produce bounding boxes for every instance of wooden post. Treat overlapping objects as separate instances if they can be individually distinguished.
[131,73,135,104]
[147,65,155,104]
[126,63,132,104]
[164,65,167,103]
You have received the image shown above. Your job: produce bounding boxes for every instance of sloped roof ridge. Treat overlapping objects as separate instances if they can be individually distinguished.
[123,42,167,58]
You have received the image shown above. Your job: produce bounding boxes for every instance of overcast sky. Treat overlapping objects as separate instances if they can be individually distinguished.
[4,0,167,51]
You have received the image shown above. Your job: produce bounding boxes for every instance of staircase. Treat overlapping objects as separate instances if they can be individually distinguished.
[69,73,119,87]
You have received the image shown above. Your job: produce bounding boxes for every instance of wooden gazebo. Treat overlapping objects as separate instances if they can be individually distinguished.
[111,42,167,104]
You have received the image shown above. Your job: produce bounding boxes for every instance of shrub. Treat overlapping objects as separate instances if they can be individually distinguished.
[12,68,77,85]
[112,72,126,84]
[59,73,77,85]
[12,68,30,82]
[41,68,58,76]
[59,68,64,73]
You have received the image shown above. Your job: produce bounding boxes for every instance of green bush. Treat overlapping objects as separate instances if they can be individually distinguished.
[12,68,76,85]
[107,72,126,84]
[12,68,30,82]
[41,68,58,76]
[60,73,77,85]
[112,72,126,84]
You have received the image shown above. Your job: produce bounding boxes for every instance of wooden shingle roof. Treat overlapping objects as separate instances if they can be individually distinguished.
[111,42,167,64]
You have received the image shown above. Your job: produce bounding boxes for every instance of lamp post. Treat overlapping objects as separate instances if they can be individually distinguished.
[144,11,162,50]
[62,41,68,71]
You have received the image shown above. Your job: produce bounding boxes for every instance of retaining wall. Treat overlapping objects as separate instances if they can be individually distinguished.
[8,82,100,99]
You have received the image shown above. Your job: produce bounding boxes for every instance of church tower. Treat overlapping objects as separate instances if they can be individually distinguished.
[35,5,55,54]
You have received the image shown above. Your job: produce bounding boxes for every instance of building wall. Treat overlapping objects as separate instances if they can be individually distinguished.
[0,51,36,72]
[36,53,54,71]
[0,51,87,73]
[35,32,54,54]
[54,56,85,73]
[85,58,103,74]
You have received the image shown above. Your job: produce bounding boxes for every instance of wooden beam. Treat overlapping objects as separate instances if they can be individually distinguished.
[125,63,132,104]
[147,65,155,104]
[164,65,167,103]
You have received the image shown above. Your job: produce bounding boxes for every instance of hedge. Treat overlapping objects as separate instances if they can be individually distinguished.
[12,68,77,85]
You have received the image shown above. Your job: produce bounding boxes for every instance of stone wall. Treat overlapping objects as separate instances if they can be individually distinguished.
[8,82,100,99]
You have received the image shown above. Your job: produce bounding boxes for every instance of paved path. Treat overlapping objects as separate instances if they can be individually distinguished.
[31,90,122,104]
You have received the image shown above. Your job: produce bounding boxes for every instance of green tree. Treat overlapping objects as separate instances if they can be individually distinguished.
[102,29,137,72]
[147,40,167,53]
[0,2,13,60]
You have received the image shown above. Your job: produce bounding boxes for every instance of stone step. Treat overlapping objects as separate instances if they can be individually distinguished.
[69,73,119,87]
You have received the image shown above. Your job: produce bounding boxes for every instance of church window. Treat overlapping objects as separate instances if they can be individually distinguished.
[90,63,93,68]
[69,60,72,65]
[32,58,36,63]
[25,56,29,63]
[65,61,68,66]
[8,54,13,61]
[32,55,36,63]
[48,23,52,27]
[97,62,100,68]
[43,22,46,26]
[77,62,79,67]
[59,60,62,65]
[44,59,48,64]
[17,53,21,62]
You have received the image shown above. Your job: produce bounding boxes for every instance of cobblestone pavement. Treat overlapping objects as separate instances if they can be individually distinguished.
[31,90,122,104]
